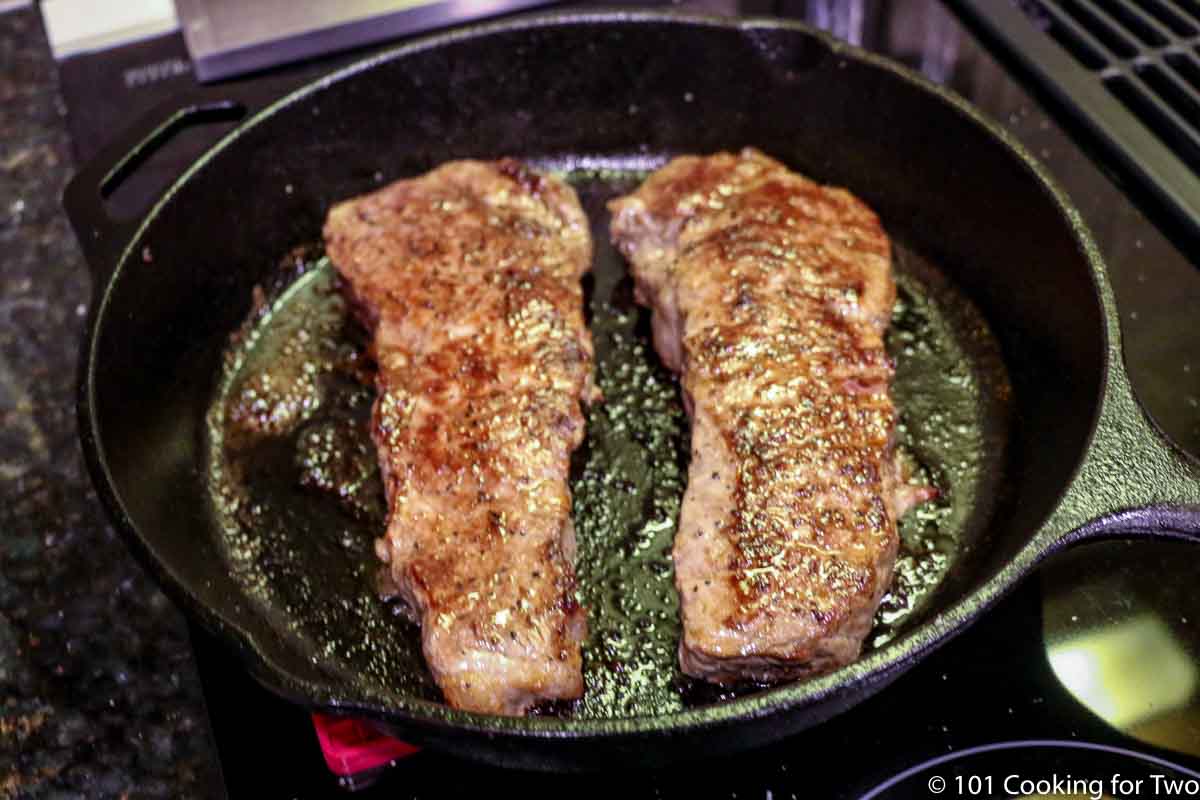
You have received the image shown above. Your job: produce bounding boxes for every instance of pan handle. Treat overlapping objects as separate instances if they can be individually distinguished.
[62,93,249,285]
[1036,356,1200,554]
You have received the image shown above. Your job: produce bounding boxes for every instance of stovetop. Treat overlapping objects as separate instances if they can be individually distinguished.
[36,0,1200,796]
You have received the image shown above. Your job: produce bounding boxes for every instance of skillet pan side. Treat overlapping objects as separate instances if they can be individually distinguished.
[73,12,1119,769]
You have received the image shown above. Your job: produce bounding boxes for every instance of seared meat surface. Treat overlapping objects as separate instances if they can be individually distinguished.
[610,149,928,683]
[324,159,594,715]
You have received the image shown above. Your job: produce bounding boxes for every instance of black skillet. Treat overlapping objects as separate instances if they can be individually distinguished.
[63,10,1200,771]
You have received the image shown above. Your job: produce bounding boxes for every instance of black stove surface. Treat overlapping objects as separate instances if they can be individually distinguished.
[190,589,1123,798]
[50,0,1200,796]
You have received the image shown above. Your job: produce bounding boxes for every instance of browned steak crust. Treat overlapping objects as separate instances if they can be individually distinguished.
[324,159,594,714]
[610,149,914,683]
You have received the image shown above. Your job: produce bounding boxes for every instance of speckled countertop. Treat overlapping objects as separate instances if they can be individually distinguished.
[1,9,220,797]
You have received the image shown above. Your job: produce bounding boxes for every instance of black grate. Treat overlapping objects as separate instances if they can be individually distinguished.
[952,0,1200,245]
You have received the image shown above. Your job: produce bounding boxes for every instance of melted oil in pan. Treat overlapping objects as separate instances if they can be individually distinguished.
[205,169,1012,718]
[207,254,440,702]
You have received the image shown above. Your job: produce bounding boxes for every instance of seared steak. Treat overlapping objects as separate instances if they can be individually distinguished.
[324,159,594,714]
[609,149,929,683]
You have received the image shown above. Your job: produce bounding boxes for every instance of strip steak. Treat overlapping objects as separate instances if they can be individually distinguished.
[324,159,594,714]
[609,149,930,683]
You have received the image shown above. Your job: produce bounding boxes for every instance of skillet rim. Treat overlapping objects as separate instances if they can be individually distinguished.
[76,7,1113,739]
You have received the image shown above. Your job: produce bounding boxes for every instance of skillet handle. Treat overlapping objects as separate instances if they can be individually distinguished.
[1037,356,1200,554]
[62,94,248,286]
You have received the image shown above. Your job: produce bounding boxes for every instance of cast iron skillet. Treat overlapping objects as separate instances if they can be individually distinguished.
[63,10,1200,771]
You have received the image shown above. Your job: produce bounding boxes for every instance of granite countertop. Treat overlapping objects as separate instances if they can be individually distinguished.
[1,9,219,797]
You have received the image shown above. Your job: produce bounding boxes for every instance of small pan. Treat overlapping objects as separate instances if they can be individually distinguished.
[63,10,1200,771]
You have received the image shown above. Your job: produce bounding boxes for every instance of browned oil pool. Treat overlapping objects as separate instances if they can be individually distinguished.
[205,167,1012,718]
